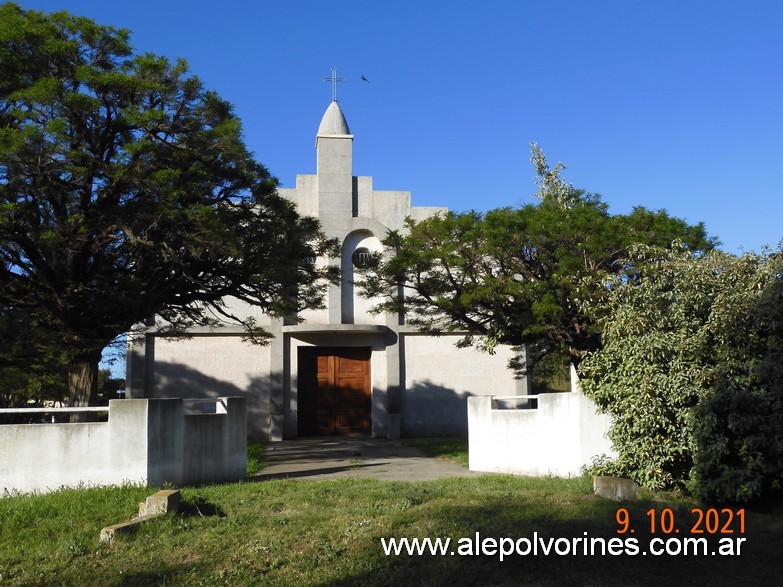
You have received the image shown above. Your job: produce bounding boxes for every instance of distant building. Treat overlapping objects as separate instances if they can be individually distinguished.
[127,100,527,440]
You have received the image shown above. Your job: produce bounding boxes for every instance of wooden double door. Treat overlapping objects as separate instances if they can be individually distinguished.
[298,347,372,436]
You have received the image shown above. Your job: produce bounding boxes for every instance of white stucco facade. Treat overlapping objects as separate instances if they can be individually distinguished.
[127,101,528,440]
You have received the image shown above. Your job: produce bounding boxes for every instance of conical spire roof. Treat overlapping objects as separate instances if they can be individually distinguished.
[317,101,351,136]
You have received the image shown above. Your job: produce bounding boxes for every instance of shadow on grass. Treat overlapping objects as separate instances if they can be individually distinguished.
[249,461,395,481]
[319,498,776,586]
[103,566,204,587]
[404,437,469,467]
[177,496,226,518]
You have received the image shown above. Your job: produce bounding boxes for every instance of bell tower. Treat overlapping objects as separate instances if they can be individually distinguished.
[316,100,354,220]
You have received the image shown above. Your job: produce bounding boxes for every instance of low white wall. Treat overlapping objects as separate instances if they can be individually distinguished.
[180,397,247,485]
[0,398,246,495]
[468,392,615,477]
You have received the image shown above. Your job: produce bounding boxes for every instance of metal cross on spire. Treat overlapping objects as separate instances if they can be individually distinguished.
[322,66,346,102]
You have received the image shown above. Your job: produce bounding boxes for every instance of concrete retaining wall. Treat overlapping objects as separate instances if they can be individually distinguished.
[0,397,246,495]
[468,392,615,477]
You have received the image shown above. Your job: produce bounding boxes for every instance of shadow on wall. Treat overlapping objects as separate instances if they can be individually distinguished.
[152,361,282,441]
[154,361,251,398]
[150,363,476,439]
[402,379,471,438]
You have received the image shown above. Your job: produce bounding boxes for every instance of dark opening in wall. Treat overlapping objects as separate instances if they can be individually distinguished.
[352,247,372,268]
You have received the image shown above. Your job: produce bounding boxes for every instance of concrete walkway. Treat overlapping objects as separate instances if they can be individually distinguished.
[250,438,484,482]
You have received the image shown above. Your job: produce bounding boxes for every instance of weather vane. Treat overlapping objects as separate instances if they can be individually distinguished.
[322,66,346,102]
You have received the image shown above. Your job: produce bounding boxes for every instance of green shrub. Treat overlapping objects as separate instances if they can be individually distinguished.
[690,382,783,502]
[580,245,783,503]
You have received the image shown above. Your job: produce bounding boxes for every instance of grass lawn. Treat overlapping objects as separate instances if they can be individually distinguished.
[404,438,469,467]
[1,474,781,586]
[246,442,267,476]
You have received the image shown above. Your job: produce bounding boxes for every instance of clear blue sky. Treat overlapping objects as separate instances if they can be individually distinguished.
[19,0,783,254]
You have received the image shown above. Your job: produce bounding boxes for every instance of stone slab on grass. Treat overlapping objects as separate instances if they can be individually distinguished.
[139,489,180,517]
[593,476,638,501]
[100,489,180,544]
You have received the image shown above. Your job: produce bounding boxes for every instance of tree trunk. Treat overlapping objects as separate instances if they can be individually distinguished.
[67,351,101,420]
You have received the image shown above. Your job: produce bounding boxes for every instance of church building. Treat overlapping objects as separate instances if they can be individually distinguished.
[127,99,527,440]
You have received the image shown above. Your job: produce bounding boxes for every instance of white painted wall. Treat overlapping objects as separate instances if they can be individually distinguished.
[403,335,521,436]
[468,392,615,477]
[0,398,246,495]
[152,335,270,438]
[153,335,268,395]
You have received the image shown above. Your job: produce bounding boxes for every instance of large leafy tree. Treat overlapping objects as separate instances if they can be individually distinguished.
[0,4,337,406]
[358,145,717,371]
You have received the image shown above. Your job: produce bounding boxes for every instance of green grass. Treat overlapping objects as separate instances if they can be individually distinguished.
[1,476,780,585]
[405,438,469,467]
[246,442,266,476]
